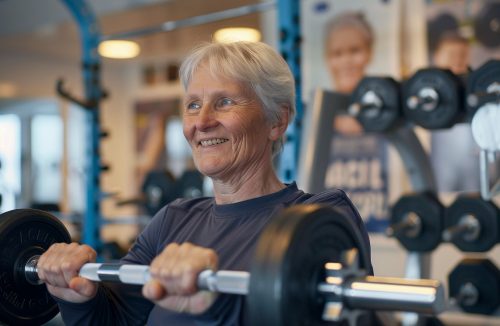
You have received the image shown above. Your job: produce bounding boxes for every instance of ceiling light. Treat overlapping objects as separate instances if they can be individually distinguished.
[214,27,261,43]
[98,40,140,59]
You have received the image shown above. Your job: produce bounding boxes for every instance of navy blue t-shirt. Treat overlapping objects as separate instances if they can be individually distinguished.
[56,182,372,325]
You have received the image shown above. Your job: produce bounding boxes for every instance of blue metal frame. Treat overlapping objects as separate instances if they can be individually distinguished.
[61,0,103,251]
[277,0,302,183]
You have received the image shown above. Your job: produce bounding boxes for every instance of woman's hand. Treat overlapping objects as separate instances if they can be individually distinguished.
[37,243,98,303]
[143,242,219,314]
[334,115,364,136]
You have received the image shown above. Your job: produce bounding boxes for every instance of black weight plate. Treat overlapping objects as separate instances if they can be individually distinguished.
[466,60,500,116]
[403,68,465,129]
[0,209,71,326]
[390,192,444,252]
[445,195,499,252]
[449,258,500,315]
[141,169,177,216]
[247,204,371,326]
[351,77,402,132]
[474,2,500,49]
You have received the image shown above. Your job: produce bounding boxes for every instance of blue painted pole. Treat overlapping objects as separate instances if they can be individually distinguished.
[277,0,302,183]
[61,0,104,252]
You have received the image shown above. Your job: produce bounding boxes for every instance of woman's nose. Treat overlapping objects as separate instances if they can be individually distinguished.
[196,106,218,131]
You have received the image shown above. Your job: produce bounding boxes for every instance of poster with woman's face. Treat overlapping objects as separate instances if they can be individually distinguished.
[300,0,402,232]
[301,0,402,100]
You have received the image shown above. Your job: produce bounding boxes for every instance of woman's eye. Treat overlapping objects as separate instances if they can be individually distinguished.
[186,102,201,110]
[218,98,235,107]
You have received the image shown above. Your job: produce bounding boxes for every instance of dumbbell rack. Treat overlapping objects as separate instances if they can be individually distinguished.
[298,89,438,325]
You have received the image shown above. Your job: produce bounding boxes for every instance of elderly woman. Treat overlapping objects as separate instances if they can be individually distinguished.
[37,41,371,325]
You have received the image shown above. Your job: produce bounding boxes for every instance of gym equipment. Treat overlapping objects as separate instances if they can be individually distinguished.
[348,77,402,132]
[474,2,500,49]
[402,68,465,129]
[0,209,71,326]
[387,192,444,252]
[176,170,204,199]
[141,169,177,216]
[442,194,499,252]
[467,60,500,200]
[466,60,500,117]
[448,258,500,315]
[0,206,444,326]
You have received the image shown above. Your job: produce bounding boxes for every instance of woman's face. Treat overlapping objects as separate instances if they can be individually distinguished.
[325,26,372,93]
[182,66,278,180]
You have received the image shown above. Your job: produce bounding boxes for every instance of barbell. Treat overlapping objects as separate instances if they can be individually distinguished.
[0,205,445,326]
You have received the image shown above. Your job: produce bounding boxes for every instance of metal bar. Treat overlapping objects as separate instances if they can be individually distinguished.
[29,259,443,314]
[103,2,276,41]
[319,276,444,315]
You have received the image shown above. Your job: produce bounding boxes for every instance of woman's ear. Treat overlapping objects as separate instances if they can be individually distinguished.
[269,106,290,141]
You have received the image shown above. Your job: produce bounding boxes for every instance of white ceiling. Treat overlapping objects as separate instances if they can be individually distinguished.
[0,0,263,61]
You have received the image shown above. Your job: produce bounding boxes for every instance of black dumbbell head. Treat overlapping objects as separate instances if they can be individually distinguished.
[466,59,500,117]
[403,68,465,129]
[449,258,500,315]
[350,76,402,132]
[390,192,444,252]
[445,194,499,252]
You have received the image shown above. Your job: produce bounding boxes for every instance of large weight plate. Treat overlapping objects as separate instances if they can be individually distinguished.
[445,195,499,252]
[350,77,402,132]
[247,205,371,326]
[466,60,500,117]
[0,209,71,326]
[402,68,464,129]
[390,192,444,252]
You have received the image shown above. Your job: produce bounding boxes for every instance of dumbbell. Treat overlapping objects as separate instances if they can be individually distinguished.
[466,60,500,152]
[449,258,500,315]
[387,192,444,252]
[474,2,500,49]
[348,76,402,132]
[177,169,204,198]
[402,68,465,129]
[141,169,177,216]
[0,206,445,326]
[467,60,500,116]
[442,194,499,252]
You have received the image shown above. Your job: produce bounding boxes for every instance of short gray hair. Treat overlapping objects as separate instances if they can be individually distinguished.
[179,41,296,156]
[324,12,374,51]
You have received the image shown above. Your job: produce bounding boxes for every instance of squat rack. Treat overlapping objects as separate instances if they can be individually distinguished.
[58,0,302,252]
